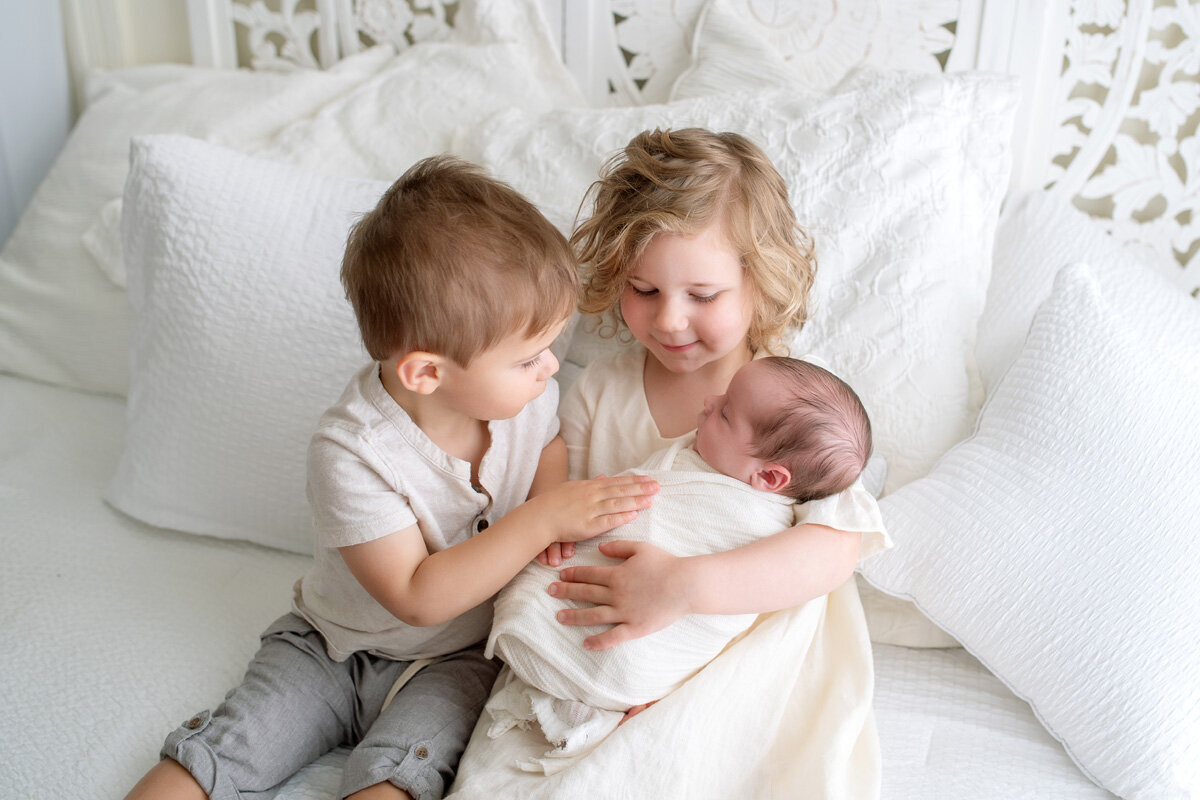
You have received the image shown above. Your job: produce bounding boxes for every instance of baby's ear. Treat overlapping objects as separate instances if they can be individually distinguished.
[396,352,443,395]
[750,463,791,494]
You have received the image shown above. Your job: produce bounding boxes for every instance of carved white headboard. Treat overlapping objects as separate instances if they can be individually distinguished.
[186,0,1200,297]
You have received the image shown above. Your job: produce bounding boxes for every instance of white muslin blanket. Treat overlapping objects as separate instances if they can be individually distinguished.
[484,441,795,767]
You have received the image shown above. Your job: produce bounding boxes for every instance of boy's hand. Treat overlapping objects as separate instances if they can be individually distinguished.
[528,475,658,545]
[548,540,689,650]
[537,541,575,567]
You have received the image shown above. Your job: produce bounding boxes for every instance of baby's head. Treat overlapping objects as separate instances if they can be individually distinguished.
[572,127,816,354]
[695,357,872,503]
[341,154,577,368]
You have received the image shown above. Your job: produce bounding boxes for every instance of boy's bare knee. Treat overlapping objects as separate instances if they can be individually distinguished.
[346,781,414,800]
[125,757,208,800]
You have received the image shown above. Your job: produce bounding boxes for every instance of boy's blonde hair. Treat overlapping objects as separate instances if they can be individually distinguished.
[571,128,815,354]
[342,156,578,366]
[752,357,871,503]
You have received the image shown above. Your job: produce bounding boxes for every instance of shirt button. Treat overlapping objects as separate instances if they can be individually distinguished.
[476,519,489,532]
[185,716,203,730]
[414,745,430,759]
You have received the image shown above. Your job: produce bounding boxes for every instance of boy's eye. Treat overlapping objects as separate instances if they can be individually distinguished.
[520,355,543,370]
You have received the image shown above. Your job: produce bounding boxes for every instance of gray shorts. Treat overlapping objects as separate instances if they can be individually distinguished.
[161,614,499,800]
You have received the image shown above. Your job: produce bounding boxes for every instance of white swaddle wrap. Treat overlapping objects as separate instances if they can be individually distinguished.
[484,438,794,765]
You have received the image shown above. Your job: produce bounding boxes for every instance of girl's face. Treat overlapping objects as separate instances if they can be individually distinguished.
[619,224,755,375]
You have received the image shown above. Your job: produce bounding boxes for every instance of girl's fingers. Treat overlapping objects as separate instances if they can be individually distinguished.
[583,623,637,650]
[548,580,609,605]
[597,539,641,559]
[556,603,619,627]
[557,564,613,586]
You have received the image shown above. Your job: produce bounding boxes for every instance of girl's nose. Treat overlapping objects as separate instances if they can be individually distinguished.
[655,298,687,332]
[702,394,718,414]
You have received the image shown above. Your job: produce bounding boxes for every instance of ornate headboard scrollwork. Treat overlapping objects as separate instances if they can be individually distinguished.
[188,0,1200,296]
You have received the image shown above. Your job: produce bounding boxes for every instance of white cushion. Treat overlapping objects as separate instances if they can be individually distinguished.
[458,68,1017,493]
[108,135,386,553]
[860,261,1200,799]
[979,189,1186,394]
[0,49,391,396]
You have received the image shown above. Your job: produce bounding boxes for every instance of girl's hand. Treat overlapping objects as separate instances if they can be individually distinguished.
[536,541,575,567]
[548,540,691,650]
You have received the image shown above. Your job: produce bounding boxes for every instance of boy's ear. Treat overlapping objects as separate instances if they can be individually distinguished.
[750,463,791,494]
[395,352,444,395]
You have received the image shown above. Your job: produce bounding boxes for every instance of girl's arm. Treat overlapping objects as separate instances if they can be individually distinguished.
[550,522,860,650]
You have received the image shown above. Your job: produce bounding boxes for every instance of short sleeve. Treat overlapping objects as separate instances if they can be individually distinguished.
[306,428,418,548]
[793,478,892,560]
[557,367,595,482]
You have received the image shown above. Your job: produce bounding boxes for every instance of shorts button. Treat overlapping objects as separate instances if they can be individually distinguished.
[414,745,429,759]
[185,717,203,730]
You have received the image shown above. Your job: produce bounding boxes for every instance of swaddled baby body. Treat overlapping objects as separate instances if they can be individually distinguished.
[484,357,873,766]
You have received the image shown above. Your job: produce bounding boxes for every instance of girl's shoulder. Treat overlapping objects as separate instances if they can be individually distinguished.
[575,344,645,386]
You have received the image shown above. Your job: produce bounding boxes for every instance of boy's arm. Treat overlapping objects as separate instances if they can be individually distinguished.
[550,522,860,650]
[528,436,580,566]
[340,473,658,628]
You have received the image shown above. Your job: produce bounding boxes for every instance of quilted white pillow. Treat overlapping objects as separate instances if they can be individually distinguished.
[979,189,1187,394]
[860,262,1200,799]
[0,49,391,396]
[459,68,1017,492]
[108,135,385,553]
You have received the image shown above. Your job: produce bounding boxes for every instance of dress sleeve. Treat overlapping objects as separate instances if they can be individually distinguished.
[557,366,595,482]
[792,478,892,560]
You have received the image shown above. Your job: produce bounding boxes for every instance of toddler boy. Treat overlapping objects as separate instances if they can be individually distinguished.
[125,156,657,800]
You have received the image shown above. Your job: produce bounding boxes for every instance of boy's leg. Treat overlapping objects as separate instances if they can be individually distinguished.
[340,644,500,800]
[155,614,362,800]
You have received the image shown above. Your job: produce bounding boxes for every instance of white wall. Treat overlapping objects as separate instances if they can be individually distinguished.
[0,0,73,247]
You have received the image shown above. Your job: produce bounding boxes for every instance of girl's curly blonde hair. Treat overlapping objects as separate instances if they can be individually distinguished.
[570,128,815,354]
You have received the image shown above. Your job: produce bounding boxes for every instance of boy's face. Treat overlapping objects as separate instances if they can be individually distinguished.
[435,320,566,421]
[694,360,777,483]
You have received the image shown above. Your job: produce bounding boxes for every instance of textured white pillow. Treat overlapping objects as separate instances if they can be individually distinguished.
[860,261,1200,799]
[0,49,391,396]
[979,189,1186,394]
[459,68,1017,492]
[108,135,385,553]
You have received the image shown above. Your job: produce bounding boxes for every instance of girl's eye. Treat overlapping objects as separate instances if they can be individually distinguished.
[520,355,542,370]
[692,293,719,303]
[629,285,657,297]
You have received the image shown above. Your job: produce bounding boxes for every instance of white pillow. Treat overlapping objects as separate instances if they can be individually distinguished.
[108,135,385,553]
[458,68,1018,493]
[0,49,392,397]
[978,189,1187,394]
[860,261,1200,799]
[670,0,950,102]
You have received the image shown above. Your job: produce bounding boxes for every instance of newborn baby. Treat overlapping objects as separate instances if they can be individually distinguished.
[484,356,874,767]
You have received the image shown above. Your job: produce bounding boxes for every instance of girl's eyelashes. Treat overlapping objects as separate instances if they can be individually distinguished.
[519,354,543,370]
[627,284,720,303]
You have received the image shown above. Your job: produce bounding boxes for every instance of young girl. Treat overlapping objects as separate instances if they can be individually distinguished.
[550,128,889,651]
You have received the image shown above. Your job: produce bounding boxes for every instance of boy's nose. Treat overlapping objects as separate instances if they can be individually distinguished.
[539,350,560,380]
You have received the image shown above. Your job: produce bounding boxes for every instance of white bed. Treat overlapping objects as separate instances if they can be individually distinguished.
[1,1,1197,798]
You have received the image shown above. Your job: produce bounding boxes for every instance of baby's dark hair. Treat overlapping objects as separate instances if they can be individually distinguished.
[751,357,872,503]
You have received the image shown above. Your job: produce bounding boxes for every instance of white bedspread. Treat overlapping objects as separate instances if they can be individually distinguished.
[0,373,1112,799]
